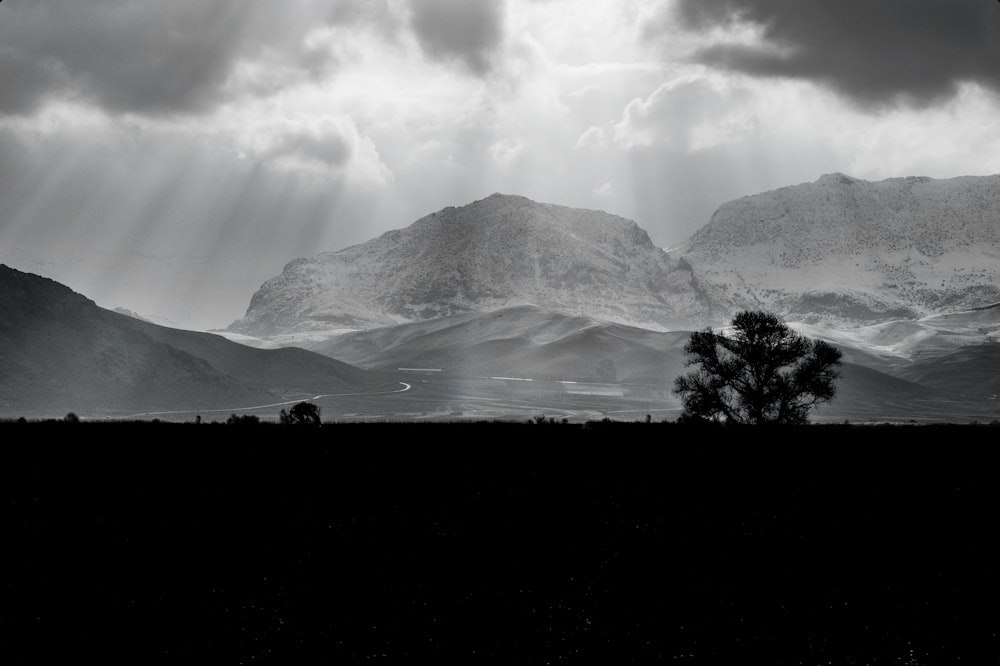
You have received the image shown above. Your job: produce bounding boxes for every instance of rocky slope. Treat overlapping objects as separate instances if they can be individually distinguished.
[681,173,1000,325]
[229,194,715,336]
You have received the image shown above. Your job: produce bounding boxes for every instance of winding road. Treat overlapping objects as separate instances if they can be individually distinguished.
[123,382,412,419]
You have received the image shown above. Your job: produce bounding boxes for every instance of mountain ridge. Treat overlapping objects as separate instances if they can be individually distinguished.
[232,173,1000,341]
[0,264,386,416]
[229,193,716,336]
[683,172,1000,325]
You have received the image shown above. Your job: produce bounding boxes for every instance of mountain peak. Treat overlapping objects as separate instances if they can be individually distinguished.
[685,172,1000,324]
[816,172,860,186]
[474,192,540,209]
[230,196,707,336]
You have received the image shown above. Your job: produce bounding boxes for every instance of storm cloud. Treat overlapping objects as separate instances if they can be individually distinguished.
[408,0,506,75]
[0,1,256,115]
[673,0,1000,108]
[0,0,509,116]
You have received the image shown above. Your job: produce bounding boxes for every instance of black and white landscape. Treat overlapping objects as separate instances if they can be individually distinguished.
[3,0,1000,423]
[3,2,1000,664]
[3,175,999,422]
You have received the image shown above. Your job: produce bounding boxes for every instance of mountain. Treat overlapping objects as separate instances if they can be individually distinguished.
[0,265,387,416]
[233,174,1000,342]
[218,174,1000,421]
[681,173,1000,326]
[229,193,715,337]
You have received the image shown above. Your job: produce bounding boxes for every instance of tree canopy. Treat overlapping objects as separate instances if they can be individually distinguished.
[673,311,842,424]
[279,402,322,425]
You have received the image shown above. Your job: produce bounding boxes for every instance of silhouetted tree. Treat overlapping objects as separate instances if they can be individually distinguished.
[64,412,80,423]
[227,413,261,426]
[280,402,321,425]
[674,310,842,424]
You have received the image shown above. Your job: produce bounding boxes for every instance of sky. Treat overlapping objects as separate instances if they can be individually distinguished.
[2,0,1000,330]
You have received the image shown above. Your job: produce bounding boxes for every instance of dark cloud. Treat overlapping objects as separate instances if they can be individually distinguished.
[408,0,505,75]
[0,1,254,115]
[0,0,509,116]
[673,0,1000,107]
[0,45,65,114]
[328,0,400,29]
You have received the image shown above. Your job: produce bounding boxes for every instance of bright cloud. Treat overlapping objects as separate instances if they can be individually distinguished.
[612,76,754,151]
[593,182,614,197]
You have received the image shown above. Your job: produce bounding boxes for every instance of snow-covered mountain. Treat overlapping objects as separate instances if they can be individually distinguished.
[681,173,1000,325]
[232,173,1000,343]
[229,194,715,336]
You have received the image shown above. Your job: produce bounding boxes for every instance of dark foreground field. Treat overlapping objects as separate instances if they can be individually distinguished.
[2,423,998,664]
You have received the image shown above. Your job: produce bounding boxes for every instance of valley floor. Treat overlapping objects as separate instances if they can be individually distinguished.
[7,370,1000,424]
